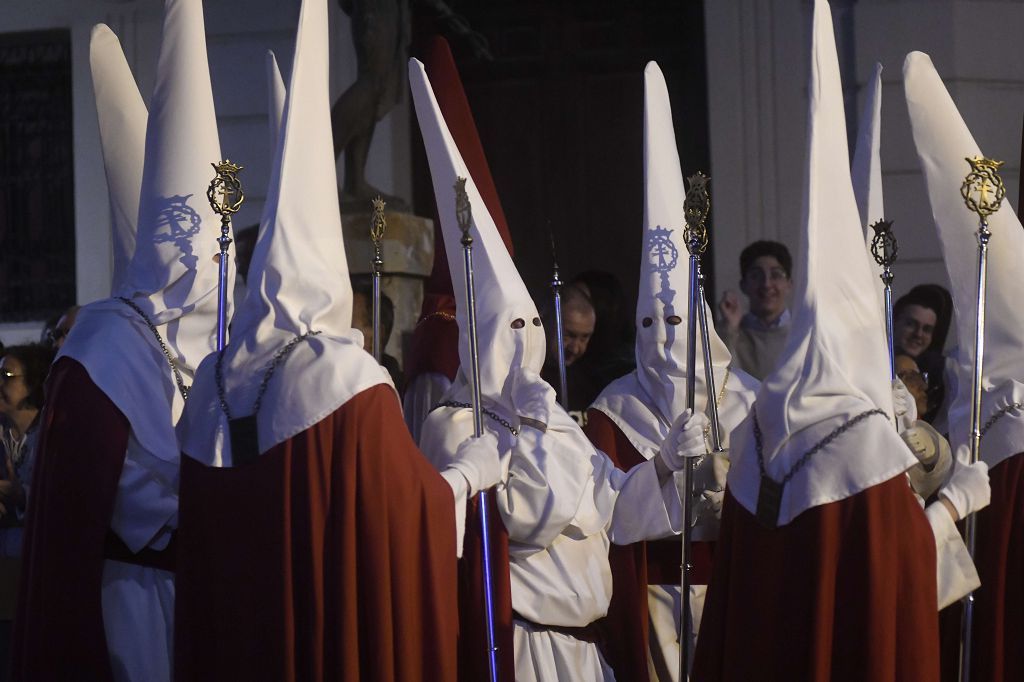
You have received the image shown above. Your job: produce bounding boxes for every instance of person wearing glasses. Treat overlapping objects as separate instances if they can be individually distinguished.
[717,240,794,380]
[0,344,54,664]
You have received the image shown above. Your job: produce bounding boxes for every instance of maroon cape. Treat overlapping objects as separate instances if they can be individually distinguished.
[693,476,940,681]
[966,452,1024,682]
[13,357,130,681]
[174,384,460,681]
[585,408,715,681]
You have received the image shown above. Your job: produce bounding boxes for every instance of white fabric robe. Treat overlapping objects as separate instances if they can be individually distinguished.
[420,391,683,682]
[102,433,177,682]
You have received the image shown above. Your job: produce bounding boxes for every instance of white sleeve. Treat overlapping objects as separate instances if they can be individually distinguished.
[601,456,682,545]
[496,425,590,554]
[924,501,981,609]
[440,469,469,559]
[109,432,178,553]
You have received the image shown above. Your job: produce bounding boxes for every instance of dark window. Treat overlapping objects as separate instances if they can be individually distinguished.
[0,29,75,323]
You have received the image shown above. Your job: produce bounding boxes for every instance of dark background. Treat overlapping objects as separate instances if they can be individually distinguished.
[411,0,711,311]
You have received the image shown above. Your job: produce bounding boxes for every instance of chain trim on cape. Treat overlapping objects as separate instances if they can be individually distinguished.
[216,331,322,421]
[434,400,520,437]
[117,296,190,400]
[415,310,457,328]
[753,407,887,486]
[980,401,1024,439]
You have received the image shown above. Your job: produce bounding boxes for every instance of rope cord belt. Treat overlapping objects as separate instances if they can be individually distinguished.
[433,400,519,437]
[752,407,887,528]
[117,297,190,400]
[215,330,322,420]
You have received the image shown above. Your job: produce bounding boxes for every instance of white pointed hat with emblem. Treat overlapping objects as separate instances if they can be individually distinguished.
[851,62,889,287]
[409,58,546,414]
[726,0,916,527]
[905,51,1024,468]
[90,24,146,295]
[590,61,759,459]
[59,0,229,465]
[180,0,390,467]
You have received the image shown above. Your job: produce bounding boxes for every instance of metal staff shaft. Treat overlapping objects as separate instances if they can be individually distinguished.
[696,269,724,452]
[550,239,569,409]
[370,197,387,363]
[870,219,899,380]
[679,251,699,680]
[957,156,1005,682]
[455,178,500,682]
[207,161,245,352]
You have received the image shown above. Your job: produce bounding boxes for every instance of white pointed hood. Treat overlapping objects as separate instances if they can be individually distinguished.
[905,51,1024,468]
[726,0,915,526]
[117,0,231,373]
[592,61,759,458]
[59,1,228,465]
[267,51,286,155]
[851,63,888,308]
[409,59,545,412]
[90,24,146,295]
[180,0,390,467]
[852,63,884,239]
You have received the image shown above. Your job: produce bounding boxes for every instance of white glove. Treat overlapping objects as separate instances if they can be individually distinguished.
[892,378,918,432]
[939,459,990,520]
[448,431,502,496]
[508,368,556,429]
[658,409,710,472]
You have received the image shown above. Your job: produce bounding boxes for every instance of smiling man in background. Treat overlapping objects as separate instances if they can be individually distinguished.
[718,240,793,380]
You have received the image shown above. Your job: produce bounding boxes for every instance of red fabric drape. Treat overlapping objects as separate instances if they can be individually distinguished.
[174,384,459,681]
[967,452,1024,682]
[13,358,130,681]
[693,478,940,682]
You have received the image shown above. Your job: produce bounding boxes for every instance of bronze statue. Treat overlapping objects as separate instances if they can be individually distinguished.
[332,0,490,210]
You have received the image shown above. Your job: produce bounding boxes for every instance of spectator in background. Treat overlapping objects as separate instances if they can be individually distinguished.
[0,343,54,671]
[45,306,79,351]
[570,270,636,395]
[718,240,794,380]
[893,284,953,424]
[351,277,404,395]
[540,283,599,423]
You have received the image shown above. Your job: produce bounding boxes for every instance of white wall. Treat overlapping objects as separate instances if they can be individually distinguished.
[0,0,414,342]
[705,0,1023,311]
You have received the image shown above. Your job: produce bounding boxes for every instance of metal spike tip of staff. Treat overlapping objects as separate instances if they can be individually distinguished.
[207,160,245,351]
[370,196,387,363]
[453,177,501,682]
[549,230,569,410]
[679,171,724,679]
[869,219,899,379]
[958,155,1006,682]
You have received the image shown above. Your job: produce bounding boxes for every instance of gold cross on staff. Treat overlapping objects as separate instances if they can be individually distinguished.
[961,156,1006,220]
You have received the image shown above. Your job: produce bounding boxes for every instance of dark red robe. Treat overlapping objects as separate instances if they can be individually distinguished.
[693,477,940,682]
[12,357,130,681]
[174,384,460,681]
[585,408,715,682]
[967,452,1024,682]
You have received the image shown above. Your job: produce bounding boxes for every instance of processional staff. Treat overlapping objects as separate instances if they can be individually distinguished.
[207,160,245,351]
[370,196,387,363]
[454,177,501,682]
[549,232,569,409]
[870,219,899,379]
[680,172,725,679]
[958,155,1006,682]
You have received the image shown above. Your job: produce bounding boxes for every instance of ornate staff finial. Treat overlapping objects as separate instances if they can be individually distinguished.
[683,172,710,256]
[370,196,387,275]
[454,177,472,246]
[961,156,1006,221]
[207,160,245,219]
[207,160,245,351]
[869,219,899,287]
